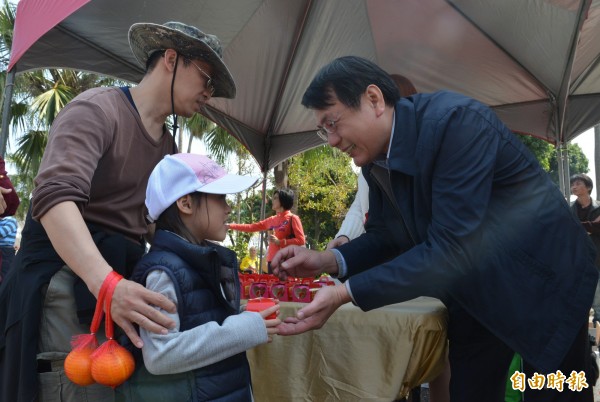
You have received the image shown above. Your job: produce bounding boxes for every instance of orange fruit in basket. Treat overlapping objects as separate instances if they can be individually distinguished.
[64,347,96,386]
[90,341,135,388]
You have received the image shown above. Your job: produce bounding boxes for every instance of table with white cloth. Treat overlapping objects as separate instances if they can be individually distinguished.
[246,297,448,402]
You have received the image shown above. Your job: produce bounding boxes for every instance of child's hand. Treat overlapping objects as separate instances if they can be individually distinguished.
[260,304,281,342]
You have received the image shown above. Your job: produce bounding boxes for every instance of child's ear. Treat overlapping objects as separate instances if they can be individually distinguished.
[176,195,194,215]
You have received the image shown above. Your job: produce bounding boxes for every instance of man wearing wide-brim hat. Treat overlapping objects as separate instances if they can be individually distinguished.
[0,21,236,402]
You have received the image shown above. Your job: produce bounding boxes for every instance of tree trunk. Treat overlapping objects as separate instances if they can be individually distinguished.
[274,160,289,189]
[595,125,600,200]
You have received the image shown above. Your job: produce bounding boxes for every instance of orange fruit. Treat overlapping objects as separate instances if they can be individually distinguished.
[64,347,96,386]
[91,341,135,388]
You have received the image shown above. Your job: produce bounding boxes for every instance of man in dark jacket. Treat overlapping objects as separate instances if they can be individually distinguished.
[272,56,598,401]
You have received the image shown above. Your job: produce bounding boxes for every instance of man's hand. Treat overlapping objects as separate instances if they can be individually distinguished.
[111,279,177,348]
[326,235,350,250]
[277,284,350,335]
[0,187,13,215]
[271,246,338,281]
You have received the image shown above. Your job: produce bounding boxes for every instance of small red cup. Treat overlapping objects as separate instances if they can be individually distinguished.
[246,297,277,319]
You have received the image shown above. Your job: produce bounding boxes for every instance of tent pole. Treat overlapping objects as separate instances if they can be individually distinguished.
[562,143,571,198]
[0,69,16,158]
[258,170,268,274]
[557,142,570,199]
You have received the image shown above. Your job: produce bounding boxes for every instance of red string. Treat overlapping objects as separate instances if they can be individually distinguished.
[103,273,123,339]
[90,271,123,334]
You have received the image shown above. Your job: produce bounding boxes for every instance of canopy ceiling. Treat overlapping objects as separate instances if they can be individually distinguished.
[8,0,600,171]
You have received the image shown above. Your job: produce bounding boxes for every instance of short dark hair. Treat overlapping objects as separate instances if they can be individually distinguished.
[274,188,294,210]
[145,50,193,72]
[570,173,594,194]
[146,50,164,71]
[155,192,207,244]
[302,56,401,111]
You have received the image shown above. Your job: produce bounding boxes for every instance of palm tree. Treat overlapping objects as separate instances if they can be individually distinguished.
[1,0,261,219]
[0,0,14,68]
[1,0,120,217]
[0,1,28,153]
[3,69,118,218]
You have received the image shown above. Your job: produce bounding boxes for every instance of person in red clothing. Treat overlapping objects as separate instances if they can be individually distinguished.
[228,188,305,274]
[0,156,21,283]
[0,156,20,218]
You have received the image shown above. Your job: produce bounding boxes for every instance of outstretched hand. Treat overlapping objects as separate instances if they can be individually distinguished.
[111,278,177,348]
[277,284,351,335]
[271,246,338,281]
[260,304,282,342]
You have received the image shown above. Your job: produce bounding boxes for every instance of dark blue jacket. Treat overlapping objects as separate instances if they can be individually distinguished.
[123,230,251,402]
[338,91,598,373]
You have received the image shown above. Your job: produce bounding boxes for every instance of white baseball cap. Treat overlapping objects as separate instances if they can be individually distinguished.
[146,153,259,222]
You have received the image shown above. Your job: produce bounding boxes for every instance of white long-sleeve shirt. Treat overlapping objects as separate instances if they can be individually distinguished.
[140,270,268,375]
[335,171,369,240]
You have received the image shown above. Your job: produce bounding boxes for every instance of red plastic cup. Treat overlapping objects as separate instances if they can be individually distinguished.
[246,297,277,319]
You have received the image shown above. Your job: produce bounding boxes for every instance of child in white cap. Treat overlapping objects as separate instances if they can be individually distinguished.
[117,153,279,401]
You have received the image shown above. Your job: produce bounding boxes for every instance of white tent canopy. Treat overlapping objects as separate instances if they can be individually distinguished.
[4,0,600,178]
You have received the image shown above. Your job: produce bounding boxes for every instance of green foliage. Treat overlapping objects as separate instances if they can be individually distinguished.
[227,191,264,256]
[288,146,357,250]
[548,143,589,182]
[516,134,589,184]
[0,0,14,68]
[517,135,554,171]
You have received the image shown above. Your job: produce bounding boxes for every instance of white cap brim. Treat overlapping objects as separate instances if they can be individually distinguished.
[200,174,260,194]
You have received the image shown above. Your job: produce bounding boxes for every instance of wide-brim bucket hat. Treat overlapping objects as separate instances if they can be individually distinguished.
[128,21,236,99]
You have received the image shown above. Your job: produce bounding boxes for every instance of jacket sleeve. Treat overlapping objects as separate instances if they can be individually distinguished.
[0,157,20,217]
[229,217,271,233]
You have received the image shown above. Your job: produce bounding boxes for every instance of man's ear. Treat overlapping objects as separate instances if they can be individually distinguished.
[176,194,194,215]
[365,84,385,116]
[163,49,179,71]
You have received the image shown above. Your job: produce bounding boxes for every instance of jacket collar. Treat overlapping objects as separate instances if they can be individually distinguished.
[386,97,419,176]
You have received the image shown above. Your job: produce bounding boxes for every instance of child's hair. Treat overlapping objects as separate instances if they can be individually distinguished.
[154,192,208,244]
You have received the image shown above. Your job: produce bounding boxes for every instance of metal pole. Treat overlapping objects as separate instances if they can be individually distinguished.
[562,144,571,197]
[557,142,571,199]
[0,69,16,158]
[258,170,268,274]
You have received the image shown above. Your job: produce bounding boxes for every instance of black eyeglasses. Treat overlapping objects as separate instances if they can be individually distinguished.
[189,60,215,96]
[316,112,344,141]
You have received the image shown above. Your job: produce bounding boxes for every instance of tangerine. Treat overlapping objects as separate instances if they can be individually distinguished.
[64,347,96,386]
[90,340,135,388]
